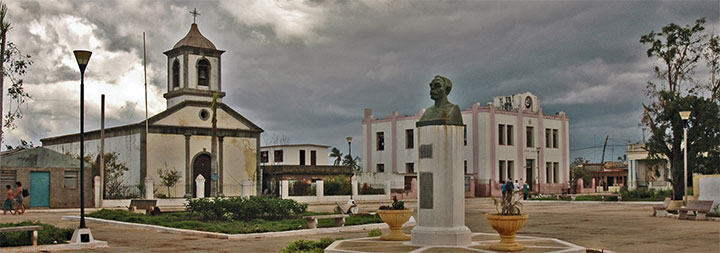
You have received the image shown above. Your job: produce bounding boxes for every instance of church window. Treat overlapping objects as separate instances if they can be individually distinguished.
[260,151,268,163]
[64,171,78,189]
[199,109,210,121]
[197,58,210,86]
[274,150,283,162]
[172,60,180,88]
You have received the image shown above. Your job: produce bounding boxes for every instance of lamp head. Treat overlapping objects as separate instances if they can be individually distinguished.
[679,111,691,121]
[346,137,352,143]
[73,50,92,72]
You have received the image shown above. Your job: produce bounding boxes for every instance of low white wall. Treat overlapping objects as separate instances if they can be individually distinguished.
[286,194,390,204]
[355,172,405,189]
[698,175,720,209]
[101,198,188,208]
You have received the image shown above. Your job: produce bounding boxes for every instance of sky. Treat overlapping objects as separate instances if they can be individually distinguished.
[2,0,719,163]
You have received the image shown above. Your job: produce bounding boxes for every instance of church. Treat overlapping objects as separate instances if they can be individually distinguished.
[41,20,263,198]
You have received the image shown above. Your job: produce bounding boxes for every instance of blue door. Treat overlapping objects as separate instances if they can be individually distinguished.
[30,172,50,207]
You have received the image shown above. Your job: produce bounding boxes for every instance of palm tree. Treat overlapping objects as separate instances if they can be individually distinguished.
[343,154,362,171]
[330,147,343,166]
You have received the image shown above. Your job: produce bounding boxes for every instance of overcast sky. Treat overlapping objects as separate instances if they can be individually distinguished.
[2,0,718,163]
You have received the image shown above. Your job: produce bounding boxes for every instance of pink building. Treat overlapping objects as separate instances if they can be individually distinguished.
[361,92,570,197]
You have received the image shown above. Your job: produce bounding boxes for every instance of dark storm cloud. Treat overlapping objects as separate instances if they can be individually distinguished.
[3,0,718,162]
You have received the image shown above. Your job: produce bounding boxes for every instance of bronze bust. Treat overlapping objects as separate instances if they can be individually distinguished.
[416,75,463,127]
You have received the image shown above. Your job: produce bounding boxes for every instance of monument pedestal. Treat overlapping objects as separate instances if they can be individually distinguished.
[411,124,471,247]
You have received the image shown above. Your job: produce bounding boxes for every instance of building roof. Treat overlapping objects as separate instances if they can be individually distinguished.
[0,147,91,169]
[173,23,216,50]
[261,144,331,149]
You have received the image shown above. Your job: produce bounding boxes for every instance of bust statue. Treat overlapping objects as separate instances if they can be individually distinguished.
[416,75,463,127]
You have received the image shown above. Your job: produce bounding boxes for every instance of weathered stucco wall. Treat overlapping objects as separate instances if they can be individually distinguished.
[153,106,249,130]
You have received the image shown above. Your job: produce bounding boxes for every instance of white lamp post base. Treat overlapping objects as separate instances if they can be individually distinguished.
[70,228,95,244]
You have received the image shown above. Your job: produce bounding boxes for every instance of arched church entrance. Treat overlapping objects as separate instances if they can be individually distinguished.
[192,153,211,198]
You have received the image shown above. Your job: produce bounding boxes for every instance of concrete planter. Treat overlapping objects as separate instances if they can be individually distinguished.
[378,209,413,241]
[485,213,529,251]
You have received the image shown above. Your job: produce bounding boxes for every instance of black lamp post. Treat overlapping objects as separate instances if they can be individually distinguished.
[74,50,91,229]
[346,137,352,169]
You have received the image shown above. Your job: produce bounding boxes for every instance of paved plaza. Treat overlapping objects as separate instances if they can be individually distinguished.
[3,198,718,252]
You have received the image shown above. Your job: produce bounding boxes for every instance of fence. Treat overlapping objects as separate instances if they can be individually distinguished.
[280,177,391,204]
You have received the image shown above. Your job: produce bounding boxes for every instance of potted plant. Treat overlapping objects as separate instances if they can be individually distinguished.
[377,197,413,241]
[485,191,528,251]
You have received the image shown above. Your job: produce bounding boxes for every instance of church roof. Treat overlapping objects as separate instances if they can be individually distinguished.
[173,23,216,50]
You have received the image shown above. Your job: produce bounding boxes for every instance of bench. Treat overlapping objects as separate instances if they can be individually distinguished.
[302,214,349,229]
[128,199,157,213]
[652,198,671,217]
[334,200,359,215]
[678,200,714,220]
[0,225,43,246]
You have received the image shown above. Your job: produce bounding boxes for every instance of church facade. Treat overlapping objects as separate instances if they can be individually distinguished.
[41,22,263,198]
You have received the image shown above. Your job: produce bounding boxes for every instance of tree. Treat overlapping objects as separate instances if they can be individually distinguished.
[103,152,130,199]
[640,18,720,200]
[570,157,589,167]
[342,154,361,171]
[4,139,31,150]
[329,147,343,166]
[703,33,720,101]
[158,166,181,198]
[0,1,33,135]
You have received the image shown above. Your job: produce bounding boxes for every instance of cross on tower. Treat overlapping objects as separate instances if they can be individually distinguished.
[190,8,200,23]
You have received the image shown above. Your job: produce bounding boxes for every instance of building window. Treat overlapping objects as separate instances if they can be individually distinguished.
[376,132,385,151]
[552,129,559,148]
[406,129,414,149]
[464,160,468,175]
[499,161,506,181]
[553,162,559,183]
[274,150,283,163]
[507,125,514,146]
[507,160,514,179]
[197,58,210,86]
[545,128,551,148]
[260,151,269,163]
[300,150,306,165]
[526,126,534,148]
[464,127,467,146]
[64,171,78,189]
[377,164,385,173]
[406,162,415,174]
[546,162,552,183]
[0,170,16,186]
[310,150,317,166]
[498,124,506,145]
[172,60,180,88]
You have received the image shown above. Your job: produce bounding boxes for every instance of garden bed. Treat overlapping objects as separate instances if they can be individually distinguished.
[0,221,73,247]
[86,209,382,234]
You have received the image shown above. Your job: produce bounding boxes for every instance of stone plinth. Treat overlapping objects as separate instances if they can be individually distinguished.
[411,125,472,246]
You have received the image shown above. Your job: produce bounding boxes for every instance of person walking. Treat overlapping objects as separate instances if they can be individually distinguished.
[3,185,14,215]
[501,181,506,199]
[513,180,520,199]
[522,181,529,200]
[505,178,514,200]
[14,182,25,215]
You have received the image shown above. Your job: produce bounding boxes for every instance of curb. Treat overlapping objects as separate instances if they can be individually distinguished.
[522,200,663,205]
[62,216,416,240]
[2,241,108,252]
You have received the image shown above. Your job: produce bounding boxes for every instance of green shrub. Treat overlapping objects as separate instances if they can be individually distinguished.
[605,195,619,201]
[574,195,603,201]
[290,180,315,196]
[368,228,382,237]
[185,196,308,221]
[324,175,352,195]
[619,188,673,201]
[0,221,73,247]
[359,183,384,195]
[280,237,338,253]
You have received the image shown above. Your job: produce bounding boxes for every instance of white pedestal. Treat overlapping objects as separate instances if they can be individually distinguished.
[411,125,472,247]
[70,228,95,244]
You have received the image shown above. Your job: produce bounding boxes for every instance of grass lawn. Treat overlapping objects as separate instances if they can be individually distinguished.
[0,221,73,247]
[87,209,382,234]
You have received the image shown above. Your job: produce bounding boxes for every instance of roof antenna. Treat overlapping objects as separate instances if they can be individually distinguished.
[190,8,200,24]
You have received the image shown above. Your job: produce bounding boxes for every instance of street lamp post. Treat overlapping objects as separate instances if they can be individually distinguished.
[72,50,93,244]
[346,137,353,169]
[679,110,691,203]
[536,147,541,193]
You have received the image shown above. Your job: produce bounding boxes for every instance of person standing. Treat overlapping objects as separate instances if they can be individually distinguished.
[14,182,25,215]
[501,181,506,199]
[513,180,520,199]
[505,178,514,200]
[3,185,14,215]
[522,181,529,200]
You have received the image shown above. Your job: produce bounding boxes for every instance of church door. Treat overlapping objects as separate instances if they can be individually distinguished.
[193,154,212,198]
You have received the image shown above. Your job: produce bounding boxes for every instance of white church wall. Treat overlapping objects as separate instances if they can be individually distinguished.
[169,55,184,91]
[145,133,187,197]
[153,106,250,130]
[43,133,142,185]
[222,136,258,196]
[186,54,219,91]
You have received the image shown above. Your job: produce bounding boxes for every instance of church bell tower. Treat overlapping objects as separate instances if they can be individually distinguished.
[163,19,225,108]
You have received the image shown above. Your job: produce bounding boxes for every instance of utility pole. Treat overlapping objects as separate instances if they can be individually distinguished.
[600,136,608,164]
[100,94,105,200]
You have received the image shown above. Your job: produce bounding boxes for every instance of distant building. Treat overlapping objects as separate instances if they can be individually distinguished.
[260,144,351,196]
[627,142,671,190]
[0,147,93,208]
[583,162,628,191]
[362,92,570,197]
